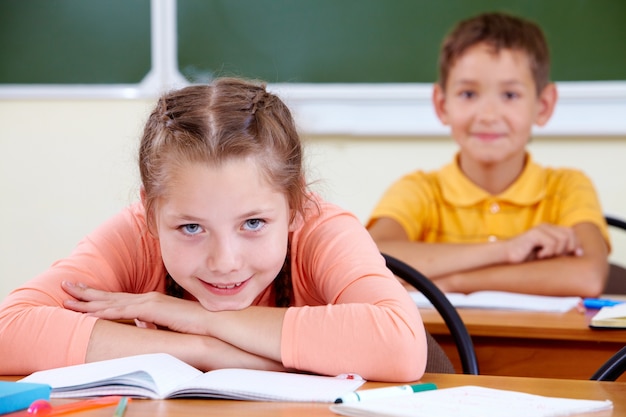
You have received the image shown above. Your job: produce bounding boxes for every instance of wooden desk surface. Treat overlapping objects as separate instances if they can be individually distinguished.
[420,305,626,380]
[3,373,624,416]
[421,306,626,341]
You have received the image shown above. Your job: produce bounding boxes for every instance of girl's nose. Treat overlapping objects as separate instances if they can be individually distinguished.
[205,237,241,273]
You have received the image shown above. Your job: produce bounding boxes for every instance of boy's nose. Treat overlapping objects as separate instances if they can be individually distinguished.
[476,97,499,123]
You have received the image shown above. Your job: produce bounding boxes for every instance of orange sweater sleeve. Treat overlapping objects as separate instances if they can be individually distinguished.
[280,199,427,382]
[0,203,166,375]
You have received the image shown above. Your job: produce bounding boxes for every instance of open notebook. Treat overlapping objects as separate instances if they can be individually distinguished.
[410,290,581,313]
[19,353,365,402]
[590,303,626,328]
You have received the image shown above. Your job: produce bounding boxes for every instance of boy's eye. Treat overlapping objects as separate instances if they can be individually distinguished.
[181,224,203,235]
[243,219,265,231]
[503,91,520,100]
[459,90,475,99]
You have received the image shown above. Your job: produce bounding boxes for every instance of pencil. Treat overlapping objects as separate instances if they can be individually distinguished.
[112,397,130,417]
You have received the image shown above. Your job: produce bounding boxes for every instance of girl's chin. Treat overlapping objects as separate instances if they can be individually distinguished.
[200,299,250,312]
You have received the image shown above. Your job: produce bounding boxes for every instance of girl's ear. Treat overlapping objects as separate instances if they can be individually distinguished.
[288,209,298,232]
[432,84,450,125]
[140,186,147,207]
[535,83,558,127]
[140,187,158,237]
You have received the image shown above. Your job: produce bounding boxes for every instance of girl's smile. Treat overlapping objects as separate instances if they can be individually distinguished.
[200,276,251,296]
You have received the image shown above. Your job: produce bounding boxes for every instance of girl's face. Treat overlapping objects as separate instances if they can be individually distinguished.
[154,158,291,311]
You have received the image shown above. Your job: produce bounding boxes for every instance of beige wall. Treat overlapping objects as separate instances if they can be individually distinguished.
[1,99,625,299]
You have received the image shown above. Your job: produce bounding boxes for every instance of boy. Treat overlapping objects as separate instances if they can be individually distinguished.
[367,12,609,297]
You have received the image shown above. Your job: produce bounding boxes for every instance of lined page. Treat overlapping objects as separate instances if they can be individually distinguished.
[411,291,581,312]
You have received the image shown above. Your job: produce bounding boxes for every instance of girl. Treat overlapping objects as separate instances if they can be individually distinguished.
[0,78,426,381]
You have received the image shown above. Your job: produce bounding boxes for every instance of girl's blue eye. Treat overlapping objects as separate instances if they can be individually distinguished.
[182,224,202,235]
[243,219,265,231]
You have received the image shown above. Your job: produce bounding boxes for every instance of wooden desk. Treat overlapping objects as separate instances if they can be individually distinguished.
[420,306,626,380]
[3,373,625,416]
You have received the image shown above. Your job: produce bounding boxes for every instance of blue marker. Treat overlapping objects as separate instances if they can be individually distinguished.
[334,383,437,403]
[583,298,624,309]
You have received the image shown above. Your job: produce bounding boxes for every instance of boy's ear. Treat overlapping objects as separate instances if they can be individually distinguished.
[432,84,450,125]
[535,83,558,127]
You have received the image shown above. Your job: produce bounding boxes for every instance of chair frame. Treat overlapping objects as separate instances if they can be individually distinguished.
[590,216,626,381]
[382,253,479,375]
[604,215,626,294]
[606,215,626,231]
[590,345,626,381]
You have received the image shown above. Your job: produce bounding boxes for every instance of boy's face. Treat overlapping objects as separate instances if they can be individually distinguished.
[433,43,556,168]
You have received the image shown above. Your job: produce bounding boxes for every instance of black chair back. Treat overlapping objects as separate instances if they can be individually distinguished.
[605,215,626,294]
[382,253,479,375]
[590,345,626,381]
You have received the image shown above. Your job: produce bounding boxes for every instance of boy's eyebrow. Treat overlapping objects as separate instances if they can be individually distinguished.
[500,79,526,86]
[450,79,529,88]
[450,79,478,86]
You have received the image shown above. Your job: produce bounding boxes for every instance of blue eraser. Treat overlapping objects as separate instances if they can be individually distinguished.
[583,298,623,309]
[0,381,51,415]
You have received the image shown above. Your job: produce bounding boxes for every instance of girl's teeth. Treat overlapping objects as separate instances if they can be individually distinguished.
[213,282,242,289]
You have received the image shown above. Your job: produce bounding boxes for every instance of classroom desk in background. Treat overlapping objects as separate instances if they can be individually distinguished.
[2,373,625,416]
[421,304,626,381]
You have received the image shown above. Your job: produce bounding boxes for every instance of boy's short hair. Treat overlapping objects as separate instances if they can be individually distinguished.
[438,12,550,94]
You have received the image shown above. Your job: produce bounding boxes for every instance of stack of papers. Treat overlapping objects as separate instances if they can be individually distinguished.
[410,290,581,313]
[330,385,612,417]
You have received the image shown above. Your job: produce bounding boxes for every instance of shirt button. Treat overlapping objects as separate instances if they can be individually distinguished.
[488,235,498,242]
[489,202,500,214]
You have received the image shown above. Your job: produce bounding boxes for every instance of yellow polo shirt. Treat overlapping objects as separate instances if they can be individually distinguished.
[368,154,610,247]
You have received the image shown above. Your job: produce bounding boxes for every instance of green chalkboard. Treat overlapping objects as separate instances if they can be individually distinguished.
[178,0,626,83]
[1,0,624,85]
[0,0,150,84]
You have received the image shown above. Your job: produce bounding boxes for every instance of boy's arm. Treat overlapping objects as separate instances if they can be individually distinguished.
[369,217,513,278]
[436,222,608,297]
[370,218,609,297]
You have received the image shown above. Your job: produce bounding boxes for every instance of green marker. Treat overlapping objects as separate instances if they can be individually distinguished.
[334,382,437,403]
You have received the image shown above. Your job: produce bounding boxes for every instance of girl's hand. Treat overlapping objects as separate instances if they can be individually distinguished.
[503,223,583,264]
[61,281,209,335]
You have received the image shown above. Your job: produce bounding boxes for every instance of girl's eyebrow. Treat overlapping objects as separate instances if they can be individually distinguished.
[239,207,276,219]
[163,207,276,222]
[160,210,205,223]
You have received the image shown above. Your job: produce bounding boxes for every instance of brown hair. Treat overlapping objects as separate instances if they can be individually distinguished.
[438,12,551,94]
[139,77,307,306]
[139,78,307,231]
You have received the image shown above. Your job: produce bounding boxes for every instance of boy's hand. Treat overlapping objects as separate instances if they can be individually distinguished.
[503,223,583,264]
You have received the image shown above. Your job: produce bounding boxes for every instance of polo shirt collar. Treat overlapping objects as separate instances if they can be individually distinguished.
[440,153,546,207]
